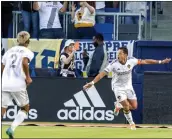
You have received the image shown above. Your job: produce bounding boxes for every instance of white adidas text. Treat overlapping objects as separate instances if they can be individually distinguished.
[57,107,114,121]
[3,105,38,120]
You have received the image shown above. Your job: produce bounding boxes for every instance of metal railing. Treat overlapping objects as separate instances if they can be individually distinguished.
[12,1,156,40]
[12,11,142,40]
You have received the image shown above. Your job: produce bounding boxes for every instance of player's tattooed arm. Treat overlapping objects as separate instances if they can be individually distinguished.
[22,57,32,85]
[83,71,107,90]
[139,58,171,65]
[1,63,5,75]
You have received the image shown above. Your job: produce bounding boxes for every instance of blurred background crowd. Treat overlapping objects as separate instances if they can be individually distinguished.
[2,1,165,40]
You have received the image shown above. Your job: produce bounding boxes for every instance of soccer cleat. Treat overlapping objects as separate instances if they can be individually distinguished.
[130,123,136,130]
[6,127,14,139]
[113,102,121,116]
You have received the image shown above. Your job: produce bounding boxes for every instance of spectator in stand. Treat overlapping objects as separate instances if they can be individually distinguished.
[104,1,119,8]
[125,2,146,24]
[71,2,97,39]
[59,40,76,77]
[33,1,68,39]
[21,2,39,39]
[125,2,147,38]
[95,2,105,24]
[1,2,14,38]
[82,49,89,71]
[86,33,108,77]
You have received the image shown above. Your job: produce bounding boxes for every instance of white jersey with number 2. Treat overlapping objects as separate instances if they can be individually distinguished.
[2,46,34,92]
[104,57,139,90]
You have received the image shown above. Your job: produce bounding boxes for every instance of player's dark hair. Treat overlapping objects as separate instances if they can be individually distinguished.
[119,47,128,55]
[94,33,104,41]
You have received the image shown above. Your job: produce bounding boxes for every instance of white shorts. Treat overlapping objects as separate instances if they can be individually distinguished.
[113,89,137,102]
[2,91,29,108]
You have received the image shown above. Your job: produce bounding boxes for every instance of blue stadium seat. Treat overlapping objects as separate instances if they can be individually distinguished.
[105,8,119,23]
[105,8,119,12]
[94,23,114,40]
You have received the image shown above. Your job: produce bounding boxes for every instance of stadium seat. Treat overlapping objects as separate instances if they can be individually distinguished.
[94,23,114,40]
[105,8,119,23]
[118,24,139,40]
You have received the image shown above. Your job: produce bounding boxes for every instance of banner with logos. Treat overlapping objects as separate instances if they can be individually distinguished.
[7,39,62,68]
[60,40,135,71]
[5,39,134,70]
[2,77,143,124]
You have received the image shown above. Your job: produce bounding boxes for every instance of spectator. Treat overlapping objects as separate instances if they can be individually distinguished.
[125,2,147,38]
[21,2,39,38]
[82,49,89,71]
[59,40,76,77]
[33,1,67,39]
[86,33,108,77]
[105,1,114,8]
[125,2,146,24]
[1,2,14,38]
[71,2,97,39]
[95,2,105,24]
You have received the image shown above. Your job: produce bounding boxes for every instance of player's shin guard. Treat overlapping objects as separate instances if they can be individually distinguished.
[123,109,134,125]
[11,110,27,132]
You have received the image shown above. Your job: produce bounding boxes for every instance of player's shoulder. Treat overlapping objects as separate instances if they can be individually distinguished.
[128,56,137,60]
[110,59,118,65]
[23,47,33,54]
[127,57,138,62]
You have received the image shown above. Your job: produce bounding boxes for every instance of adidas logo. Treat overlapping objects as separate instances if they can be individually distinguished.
[57,86,114,121]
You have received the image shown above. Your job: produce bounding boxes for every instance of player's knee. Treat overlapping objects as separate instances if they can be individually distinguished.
[132,104,137,110]
[123,105,130,111]
[123,109,130,114]
[21,104,30,113]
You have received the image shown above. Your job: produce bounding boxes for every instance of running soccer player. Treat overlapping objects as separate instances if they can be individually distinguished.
[1,31,34,138]
[83,47,171,130]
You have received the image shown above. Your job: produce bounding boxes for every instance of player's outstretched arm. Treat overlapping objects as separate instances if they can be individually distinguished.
[139,58,171,65]
[83,71,107,90]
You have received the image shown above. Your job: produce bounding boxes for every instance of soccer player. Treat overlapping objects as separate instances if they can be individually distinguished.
[83,47,171,130]
[1,31,34,138]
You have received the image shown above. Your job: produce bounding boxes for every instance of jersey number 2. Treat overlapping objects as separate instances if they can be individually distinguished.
[10,54,17,68]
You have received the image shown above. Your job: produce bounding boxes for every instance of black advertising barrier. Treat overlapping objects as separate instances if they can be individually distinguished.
[143,72,172,124]
[2,77,143,124]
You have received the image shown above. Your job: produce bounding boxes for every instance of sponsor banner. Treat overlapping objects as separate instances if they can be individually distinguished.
[60,40,135,71]
[3,78,127,123]
[7,39,62,68]
[3,78,143,123]
[5,39,134,70]
[3,105,38,120]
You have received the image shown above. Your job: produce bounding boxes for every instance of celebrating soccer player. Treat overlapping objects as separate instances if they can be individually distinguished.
[83,47,171,130]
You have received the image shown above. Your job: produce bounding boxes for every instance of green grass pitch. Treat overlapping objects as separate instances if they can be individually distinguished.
[2,125,172,138]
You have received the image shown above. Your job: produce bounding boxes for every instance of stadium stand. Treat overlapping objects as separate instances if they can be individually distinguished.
[3,1,172,41]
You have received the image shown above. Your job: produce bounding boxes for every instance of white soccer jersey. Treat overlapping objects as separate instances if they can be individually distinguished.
[38,2,63,30]
[104,57,138,90]
[2,46,34,92]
